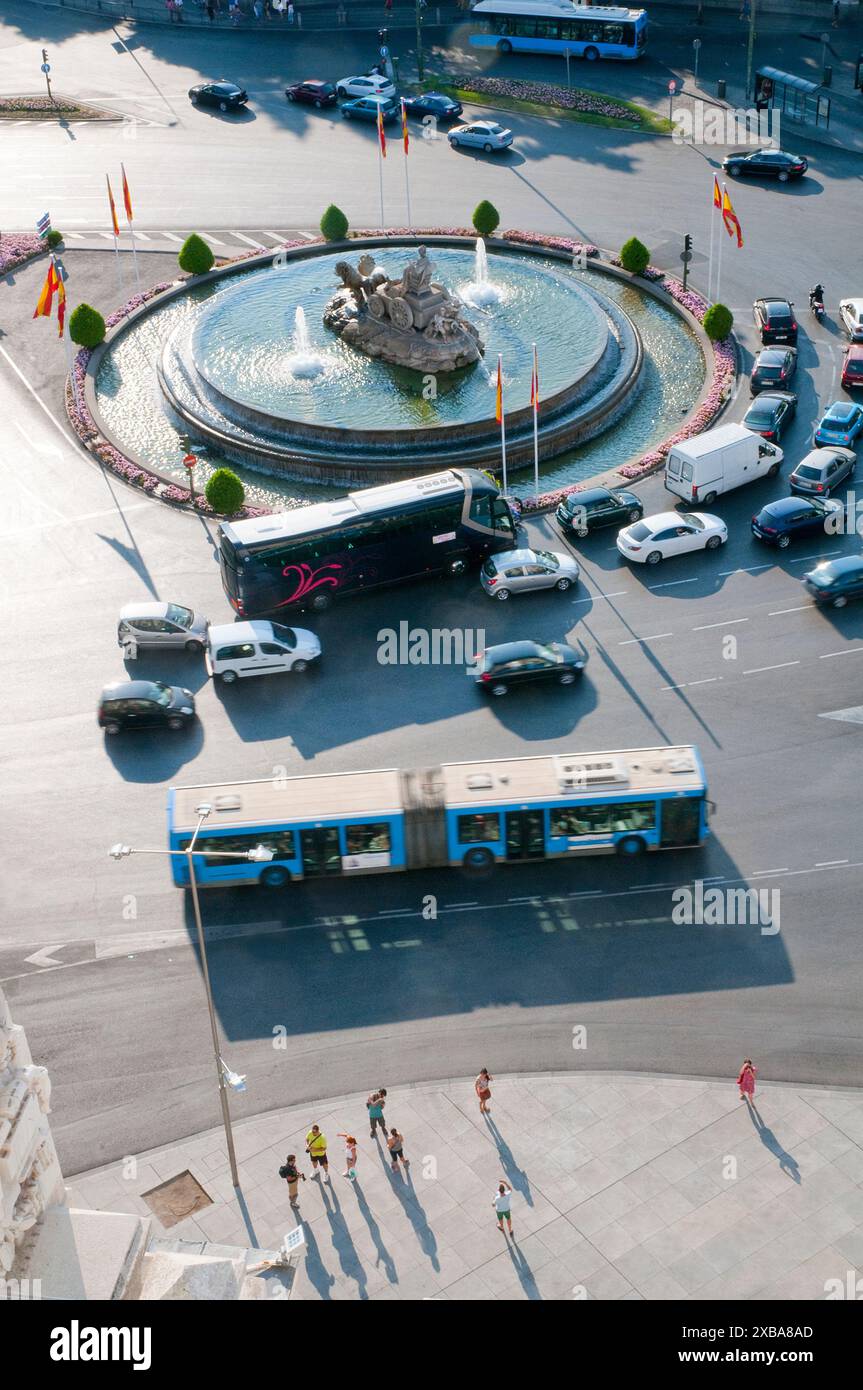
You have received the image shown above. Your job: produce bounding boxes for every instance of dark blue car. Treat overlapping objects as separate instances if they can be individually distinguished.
[751,495,843,549]
[341,95,399,124]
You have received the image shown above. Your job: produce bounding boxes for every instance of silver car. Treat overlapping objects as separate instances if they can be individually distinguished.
[118,602,209,654]
[788,446,856,497]
[448,120,513,153]
[480,547,579,601]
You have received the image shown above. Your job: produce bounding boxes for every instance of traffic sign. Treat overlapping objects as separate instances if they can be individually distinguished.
[41,63,51,74]
[668,79,677,94]
[380,45,389,57]
[36,212,51,238]
[693,38,702,50]
[183,454,197,469]
[680,251,693,264]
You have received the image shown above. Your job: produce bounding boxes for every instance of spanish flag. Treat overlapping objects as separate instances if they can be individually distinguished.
[56,272,66,338]
[401,98,409,156]
[495,355,503,424]
[530,345,539,411]
[33,259,59,320]
[121,162,133,221]
[721,186,743,248]
[377,102,386,159]
[712,174,722,210]
[107,174,120,238]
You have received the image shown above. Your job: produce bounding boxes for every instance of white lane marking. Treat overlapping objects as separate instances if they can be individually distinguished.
[660,682,688,690]
[378,908,414,915]
[618,632,673,646]
[230,231,265,247]
[159,231,184,243]
[790,551,856,564]
[13,420,62,460]
[296,230,316,241]
[718,564,772,575]
[23,945,66,968]
[819,705,863,723]
[0,500,152,540]
[97,232,115,241]
[819,648,863,659]
[63,231,86,240]
[262,231,288,242]
[768,605,810,616]
[688,677,720,687]
[201,233,228,245]
[647,578,699,590]
[750,867,789,877]
[816,860,848,867]
[0,342,83,447]
[571,589,629,605]
[133,230,152,241]
[445,901,478,908]
[743,660,800,675]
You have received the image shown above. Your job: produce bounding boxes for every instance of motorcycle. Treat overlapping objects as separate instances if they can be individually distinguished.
[809,290,825,322]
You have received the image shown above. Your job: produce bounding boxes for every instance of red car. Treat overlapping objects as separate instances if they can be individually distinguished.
[285,80,337,109]
[841,344,863,391]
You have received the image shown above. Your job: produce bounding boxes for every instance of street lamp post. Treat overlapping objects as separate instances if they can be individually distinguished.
[109,809,273,1190]
[745,0,757,102]
[416,0,425,84]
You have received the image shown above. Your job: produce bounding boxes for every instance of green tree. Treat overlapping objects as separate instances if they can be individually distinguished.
[45,229,63,250]
[205,468,245,515]
[472,200,500,237]
[320,205,349,241]
[178,234,215,276]
[68,303,106,349]
[702,303,734,341]
[619,237,650,275]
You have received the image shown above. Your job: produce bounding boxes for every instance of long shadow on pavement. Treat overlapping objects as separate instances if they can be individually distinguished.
[484,1114,533,1208]
[746,1100,801,1183]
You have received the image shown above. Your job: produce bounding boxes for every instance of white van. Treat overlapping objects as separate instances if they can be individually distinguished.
[664,423,783,505]
[206,621,321,684]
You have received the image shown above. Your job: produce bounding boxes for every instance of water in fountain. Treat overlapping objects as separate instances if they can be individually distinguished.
[286,305,325,378]
[462,238,504,308]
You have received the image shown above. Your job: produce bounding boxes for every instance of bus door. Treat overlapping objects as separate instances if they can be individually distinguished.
[300,827,342,877]
[659,797,702,848]
[505,811,546,861]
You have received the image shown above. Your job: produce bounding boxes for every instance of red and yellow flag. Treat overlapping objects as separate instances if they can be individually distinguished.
[56,273,67,338]
[721,186,743,248]
[712,174,722,210]
[495,356,503,424]
[377,103,387,159]
[530,345,539,411]
[401,98,409,156]
[33,259,59,319]
[106,174,120,238]
[121,163,133,221]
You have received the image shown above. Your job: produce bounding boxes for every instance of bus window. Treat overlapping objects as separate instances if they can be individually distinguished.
[550,802,656,836]
[458,813,501,843]
[513,18,538,36]
[300,827,342,876]
[181,829,296,866]
[604,24,624,43]
[659,798,702,847]
[346,822,392,855]
[491,499,515,533]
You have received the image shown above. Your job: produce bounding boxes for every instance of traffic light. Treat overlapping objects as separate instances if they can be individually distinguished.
[42,48,48,63]
[684,234,693,257]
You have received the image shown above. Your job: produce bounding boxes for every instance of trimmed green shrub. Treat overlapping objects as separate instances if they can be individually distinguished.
[69,303,106,349]
[472,200,500,237]
[702,303,734,341]
[320,204,349,241]
[45,229,63,250]
[619,237,650,275]
[178,234,215,276]
[205,467,245,515]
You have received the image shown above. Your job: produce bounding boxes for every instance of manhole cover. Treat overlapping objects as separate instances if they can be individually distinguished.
[141,1170,214,1228]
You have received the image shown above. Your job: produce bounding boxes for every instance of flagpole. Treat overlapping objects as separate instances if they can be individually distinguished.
[107,178,123,302]
[531,343,539,499]
[122,164,141,294]
[378,140,385,231]
[707,183,716,303]
[62,306,81,415]
[715,183,726,304]
[401,101,412,231]
[498,353,508,497]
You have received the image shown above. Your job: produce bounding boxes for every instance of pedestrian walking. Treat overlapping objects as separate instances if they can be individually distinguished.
[385,0,393,13]
[367,1088,388,1139]
[832,0,840,25]
[287,0,294,19]
[338,1133,359,1180]
[387,1127,410,1172]
[305,1124,331,1180]
[475,1068,493,1114]
[206,0,216,18]
[174,0,184,19]
[493,1181,513,1236]
[737,1058,757,1102]
[278,1153,306,1207]
[739,0,750,19]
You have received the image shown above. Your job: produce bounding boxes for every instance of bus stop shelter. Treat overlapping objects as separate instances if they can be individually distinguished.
[755,67,831,129]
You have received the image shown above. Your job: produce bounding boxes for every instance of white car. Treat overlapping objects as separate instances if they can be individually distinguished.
[616,511,727,566]
[206,620,321,682]
[448,120,513,152]
[839,298,863,343]
[336,73,396,100]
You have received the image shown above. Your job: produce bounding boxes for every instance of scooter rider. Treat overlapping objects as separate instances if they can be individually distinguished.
[809,282,825,309]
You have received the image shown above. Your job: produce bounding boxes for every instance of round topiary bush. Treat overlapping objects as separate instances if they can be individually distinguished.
[702,303,734,341]
[69,303,106,349]
[178,234,215,276]
[320,204,349,241]
[472,200,500,237]
[45,229,63,250]
[619,237,650,276]
[205,467,245,515]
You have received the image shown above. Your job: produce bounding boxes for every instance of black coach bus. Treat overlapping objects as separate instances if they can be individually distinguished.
[217,468,518,616]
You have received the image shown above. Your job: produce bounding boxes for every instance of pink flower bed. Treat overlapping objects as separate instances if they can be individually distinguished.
[0,233,45,276]
[456,76,641,124]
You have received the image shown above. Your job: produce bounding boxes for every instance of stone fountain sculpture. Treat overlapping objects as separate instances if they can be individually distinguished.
[323,246,484,371]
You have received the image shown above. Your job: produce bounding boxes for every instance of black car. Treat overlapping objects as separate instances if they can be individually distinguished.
[189,82,248,112]
[803,555,863,608]
[742,390,797,441]
[473,640,586,696]
[750,346,797,395]
[751,496,843,548]
[753,298,798,346]
[556,486,643,537]
[286,79,338,108]
[723,148,807,182]
[401,92,463,122]
[98,680,196,735]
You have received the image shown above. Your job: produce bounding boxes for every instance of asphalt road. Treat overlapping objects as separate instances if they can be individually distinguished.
[2,12,863,1175]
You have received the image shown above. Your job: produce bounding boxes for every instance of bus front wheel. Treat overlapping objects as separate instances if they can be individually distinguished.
[584,46,599,61]
[616,835,645,857]
[497,40,512,54]
[260,865,291,888]
[463,846,494,872]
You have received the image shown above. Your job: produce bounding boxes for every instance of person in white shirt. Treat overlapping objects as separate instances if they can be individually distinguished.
[493,1181,513,1235]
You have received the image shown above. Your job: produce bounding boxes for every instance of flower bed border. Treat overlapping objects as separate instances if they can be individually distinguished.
[0,234,48,278]
[59,229,736,520]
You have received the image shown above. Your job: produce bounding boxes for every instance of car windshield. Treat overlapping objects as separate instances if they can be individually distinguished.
[628,522,651,541]
[271,623,297,649]
[481,559,497,577]
[806,568,833,587]
[846,361,863,374]
[151,682,173,707]
[166,604,193,628]
[534,550,558,569]
[680,513,705,529]
[747,407,775,424]
[535,644,562,664]
[795,465,821,480]
[758,367,783,378]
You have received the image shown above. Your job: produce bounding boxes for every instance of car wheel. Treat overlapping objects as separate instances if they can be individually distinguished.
[559,672,577,686]
[311,592,333,612]
[628,508,641,522]
[495,587,511,601]
[287,92,296,101]
[220,669,238,684]
[261,865,291,888]
[291,659,308,673]
[497,39,512,54]
[483,142,493,152]
[584,46,599,61]
[777,534,791,549]
[219,101,228,112]
[191,93,199,105]
[343,108,352,118]
[463,846,494,872]
[449,558,468,576]
[450,136,459,147]
[646,550,663,565]
[767,462,780,477]
[702,490,717,505]
[706,535,723,550]
[778,171,789,182]
[576,525,589,538]
[616,835,645,856]
[555,577,572,592]
[185,639,203,654]
[729,163,742,176]
[490,682,508,696]
[168,717,185,731]
[315,99,323,108]
[832,595,848,608]
[337,86,347,97]
[104,723,121,736]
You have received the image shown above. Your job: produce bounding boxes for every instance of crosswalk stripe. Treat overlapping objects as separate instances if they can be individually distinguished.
[132,230,151,241]
[201,233,228,246]
[97,232,115,241]
[230,231,265,247]
[262,231,288,243]
[159,231,184,243]
[64,232,87,240]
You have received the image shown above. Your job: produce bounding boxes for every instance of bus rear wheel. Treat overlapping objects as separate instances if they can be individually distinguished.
[584,46,599,61]
[497,39,512,54]
[449,559,468,576]
[616,835,645,856]
[260,865,291,888]
[463,846,494,872]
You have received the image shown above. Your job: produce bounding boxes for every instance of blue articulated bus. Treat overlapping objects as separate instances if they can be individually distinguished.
[168,746,710,888]
[469,2,648,62]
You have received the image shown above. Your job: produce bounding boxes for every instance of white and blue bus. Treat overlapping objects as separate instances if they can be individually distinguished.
[167,745,709,888]
[469,2,648,62]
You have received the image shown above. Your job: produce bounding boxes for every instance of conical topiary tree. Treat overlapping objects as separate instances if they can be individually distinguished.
[320,204,349,241]
[178,234,215,276]
[69,303,106,349]
[619,237,650,275]
[702,303,734,341]
[472,200,500,236]
[205,467,245,515]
